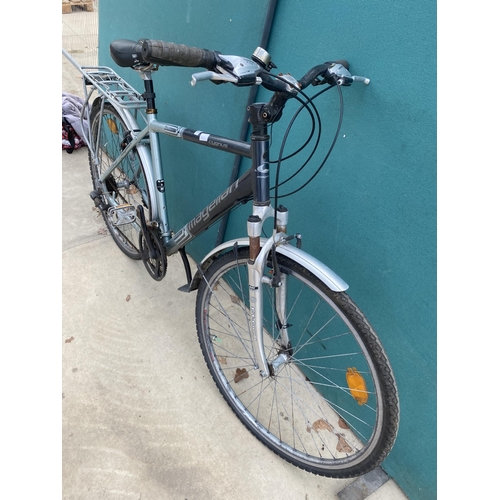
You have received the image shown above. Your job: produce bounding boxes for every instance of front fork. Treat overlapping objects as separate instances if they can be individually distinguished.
[246,205,291,378]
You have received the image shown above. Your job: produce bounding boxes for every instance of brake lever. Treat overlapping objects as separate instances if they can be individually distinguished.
[336,75,371,86]
[326,63,370,86]
[192,54,263,87]
[191,71,237,86]
[350,75,371,84]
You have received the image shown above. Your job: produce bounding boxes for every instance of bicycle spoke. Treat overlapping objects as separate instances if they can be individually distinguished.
[197,247,398,477]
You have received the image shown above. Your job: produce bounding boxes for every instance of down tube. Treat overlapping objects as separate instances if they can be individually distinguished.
[165,168,253,256]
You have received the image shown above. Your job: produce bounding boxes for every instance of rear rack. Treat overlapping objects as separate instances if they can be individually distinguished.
[62,48,147,111]
[81,66,147,110]
[63,48,150,161]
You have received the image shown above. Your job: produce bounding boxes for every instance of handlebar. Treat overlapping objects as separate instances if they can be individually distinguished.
[141,39,218,69]
[109,39,370,91]
[297,63,332,89]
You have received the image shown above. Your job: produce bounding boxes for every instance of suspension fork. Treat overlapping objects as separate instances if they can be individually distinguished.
[272,205,291,355]
[246,207,290,379]
[245,103,294,378]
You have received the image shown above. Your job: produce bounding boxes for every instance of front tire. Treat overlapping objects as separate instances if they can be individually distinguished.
[195,247,399,478]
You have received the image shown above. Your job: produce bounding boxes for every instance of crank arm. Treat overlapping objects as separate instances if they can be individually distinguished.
[137,205,157,259]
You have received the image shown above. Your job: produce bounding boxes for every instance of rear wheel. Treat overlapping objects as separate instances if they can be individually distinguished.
[88,100,151,259]
[195,247,399,478]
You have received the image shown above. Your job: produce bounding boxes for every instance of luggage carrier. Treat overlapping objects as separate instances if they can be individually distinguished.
[63,48,146,110]
[63,48,149,155]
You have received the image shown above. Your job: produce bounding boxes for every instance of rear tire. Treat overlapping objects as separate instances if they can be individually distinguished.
[88,100,152,259]
[195,247,399,478]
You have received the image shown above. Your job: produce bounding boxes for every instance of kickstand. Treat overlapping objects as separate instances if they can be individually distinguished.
[177,247,193,292]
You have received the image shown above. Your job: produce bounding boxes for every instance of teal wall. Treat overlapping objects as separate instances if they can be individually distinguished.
[98,2,436,499]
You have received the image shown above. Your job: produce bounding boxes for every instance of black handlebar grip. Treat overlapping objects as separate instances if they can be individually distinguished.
[141,39,217,69]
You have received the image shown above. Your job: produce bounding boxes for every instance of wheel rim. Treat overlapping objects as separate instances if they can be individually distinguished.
[199,253,386,472]
[91,107,150,257]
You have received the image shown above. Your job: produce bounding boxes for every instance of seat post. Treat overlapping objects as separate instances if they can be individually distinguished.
[140,71,157,114]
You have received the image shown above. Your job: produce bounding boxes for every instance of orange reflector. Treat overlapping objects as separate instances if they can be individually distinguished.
[346,367,368,405]
[107,118,119,134]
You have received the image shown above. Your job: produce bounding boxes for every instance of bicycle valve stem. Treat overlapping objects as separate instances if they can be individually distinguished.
[247,215,262,262]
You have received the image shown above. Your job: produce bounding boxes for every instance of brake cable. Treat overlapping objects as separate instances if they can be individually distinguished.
[272,85,333,189]
[263,73,323,231]
[272,73,344,200]
[267,95,317,163]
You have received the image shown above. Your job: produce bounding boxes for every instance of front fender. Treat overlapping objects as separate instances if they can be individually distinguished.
[189,237,348,292]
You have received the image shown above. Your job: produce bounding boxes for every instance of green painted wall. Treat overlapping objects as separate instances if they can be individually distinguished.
[98,2,436,499]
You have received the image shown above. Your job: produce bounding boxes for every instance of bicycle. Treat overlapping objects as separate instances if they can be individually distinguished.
[62,38,399,479]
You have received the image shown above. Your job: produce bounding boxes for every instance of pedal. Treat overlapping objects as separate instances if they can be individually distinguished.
[107,204,136,226]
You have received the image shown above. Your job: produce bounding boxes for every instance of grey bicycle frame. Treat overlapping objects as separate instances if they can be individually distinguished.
[64,49,349,378]
[91,86,256,257]
[84,65,262,256]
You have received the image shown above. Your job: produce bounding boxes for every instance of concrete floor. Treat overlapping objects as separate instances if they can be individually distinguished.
[61,9,409,499]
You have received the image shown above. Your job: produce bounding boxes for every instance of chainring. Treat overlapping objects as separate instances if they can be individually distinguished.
[139,228,167,281]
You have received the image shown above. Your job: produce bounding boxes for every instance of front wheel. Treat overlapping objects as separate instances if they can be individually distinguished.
[195,247,399,478]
